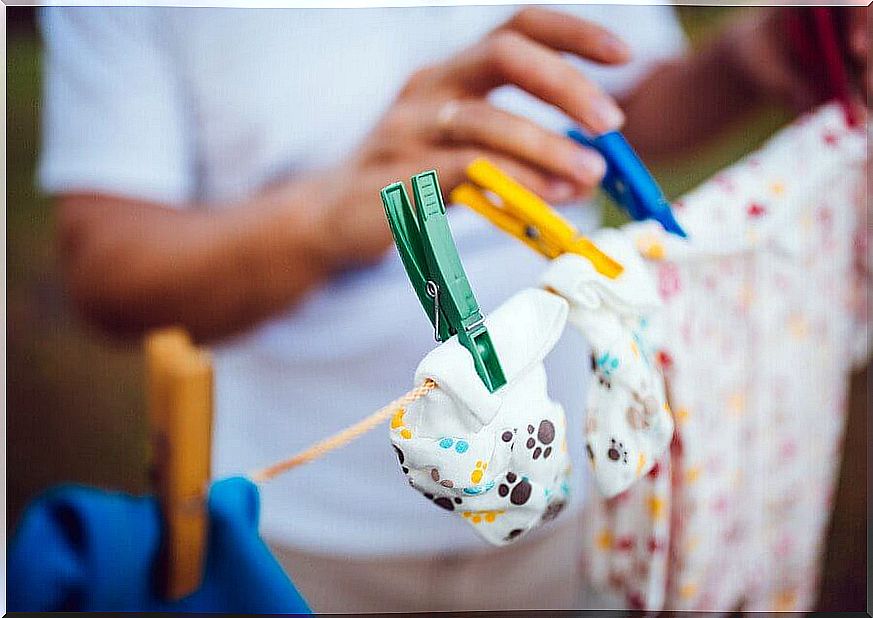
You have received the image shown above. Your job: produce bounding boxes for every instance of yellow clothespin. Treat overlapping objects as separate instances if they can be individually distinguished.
[450,158,624,279]
[146,327,213,601]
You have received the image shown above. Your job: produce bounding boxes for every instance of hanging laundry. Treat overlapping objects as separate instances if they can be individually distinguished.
[541,229,674,498]
[390,288,574,545]
[8,476,311,614]
[581,103,869,612]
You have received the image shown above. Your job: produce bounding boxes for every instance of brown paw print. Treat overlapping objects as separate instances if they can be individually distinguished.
[500,428,516,451]
[422,491,463,512]
[626,392,660,430]
[393,445,408,474]
[498,471,533,505]
[540,499,567,523]
[524,420,556,460]
[430,467,454,488]
[591,353,613,390]
[504,527,526,542]
[607,438,628,464]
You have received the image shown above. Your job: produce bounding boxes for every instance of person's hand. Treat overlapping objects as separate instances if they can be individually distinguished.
[301,8,631,267]
[724,7,870,115]
[846,7,872,105]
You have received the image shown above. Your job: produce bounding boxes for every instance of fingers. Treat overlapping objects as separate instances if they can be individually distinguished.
[429,99,606,188]
[500,7,631,66]
[429,26,625,133]
[422,147,596,204]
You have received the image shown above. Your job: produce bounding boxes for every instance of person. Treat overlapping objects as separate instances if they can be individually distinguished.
[39,5,869,613]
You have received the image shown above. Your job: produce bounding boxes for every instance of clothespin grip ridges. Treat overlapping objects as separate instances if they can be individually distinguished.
[381,171,507,392]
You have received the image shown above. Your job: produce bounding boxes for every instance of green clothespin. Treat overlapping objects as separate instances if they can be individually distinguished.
[381,170,507,393]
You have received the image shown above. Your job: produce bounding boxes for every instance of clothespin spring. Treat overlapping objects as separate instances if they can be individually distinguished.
[426,280,441,343]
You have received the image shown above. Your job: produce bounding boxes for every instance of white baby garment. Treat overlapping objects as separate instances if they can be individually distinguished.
[541,230,674,498]
[582,103,869,612]
[389,288,573,545]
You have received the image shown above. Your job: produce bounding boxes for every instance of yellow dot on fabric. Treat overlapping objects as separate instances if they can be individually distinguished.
[471,461,484,484]
[788,314,809,339]
[630,340,640,359]
[485,512,496,523]
[800,213,813,230]
[774,589,797,611]
[679,583,698,600]
[685,466,701,484]
[648,495,665,521]
[400,429,412,440]
[637,233,666,261]
[727,392,746,417]
[770,180,785,196]
[472,515,481,524]
[738,284,756,307]
[390,409,405,429]
[636,453,646,476]
[733,469,743,488]
[675,407,690,425]
[596,528,613,551]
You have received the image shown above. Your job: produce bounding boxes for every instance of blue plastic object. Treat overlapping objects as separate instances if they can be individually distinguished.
[8,477,311,614]
[568,129,687,238]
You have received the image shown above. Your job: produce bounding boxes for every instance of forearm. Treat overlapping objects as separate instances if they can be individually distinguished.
[620,25,766,163]
[58,178,345,342]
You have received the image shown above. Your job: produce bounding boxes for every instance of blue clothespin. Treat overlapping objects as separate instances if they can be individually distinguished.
[568,129,687,238]
[381,170,507,393]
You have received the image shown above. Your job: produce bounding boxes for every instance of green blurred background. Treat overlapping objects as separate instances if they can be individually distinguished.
[6,7,865,610]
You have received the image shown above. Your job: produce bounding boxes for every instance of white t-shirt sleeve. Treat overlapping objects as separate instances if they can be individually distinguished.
[38,7,195,206]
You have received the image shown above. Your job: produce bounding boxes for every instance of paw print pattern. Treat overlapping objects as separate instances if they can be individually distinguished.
[423,491,463,512]
[524,420,556,460]
[607,438,628,464]
[504,528,526,542]
[591,353,615,389]
[461,509,505,524]
[498,471,533,505]
[393,445,408,474]
[471,460,488,484]
[626,392,660,431]
[430,467,454,488]
[540,499,567,523]
[438,437,469,453]
[390,408,412,439]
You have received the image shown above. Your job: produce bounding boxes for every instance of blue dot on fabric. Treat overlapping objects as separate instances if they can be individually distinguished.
[454,441,469,453]
[439,438,453,449]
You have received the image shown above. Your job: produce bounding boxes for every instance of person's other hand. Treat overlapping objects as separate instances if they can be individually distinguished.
[304,8,631,267]
[725,7,870,116]
[846,7,871,106]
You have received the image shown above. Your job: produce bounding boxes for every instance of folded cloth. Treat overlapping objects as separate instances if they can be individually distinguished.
[8,476,311,614]
[390,288,573,545]
[540,229,673,498]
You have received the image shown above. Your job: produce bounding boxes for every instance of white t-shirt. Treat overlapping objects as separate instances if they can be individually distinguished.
[39,5,686,556]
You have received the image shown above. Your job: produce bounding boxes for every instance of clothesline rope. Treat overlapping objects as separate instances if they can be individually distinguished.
[249,379,437,484]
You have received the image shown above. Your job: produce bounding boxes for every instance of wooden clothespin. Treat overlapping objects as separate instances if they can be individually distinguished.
[451,158,625,278]
[381,169,507,393]
[145,327,213,601]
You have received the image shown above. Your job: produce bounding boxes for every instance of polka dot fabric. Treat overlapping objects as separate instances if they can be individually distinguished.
[582,104,869,612]
[390,289,574,546]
